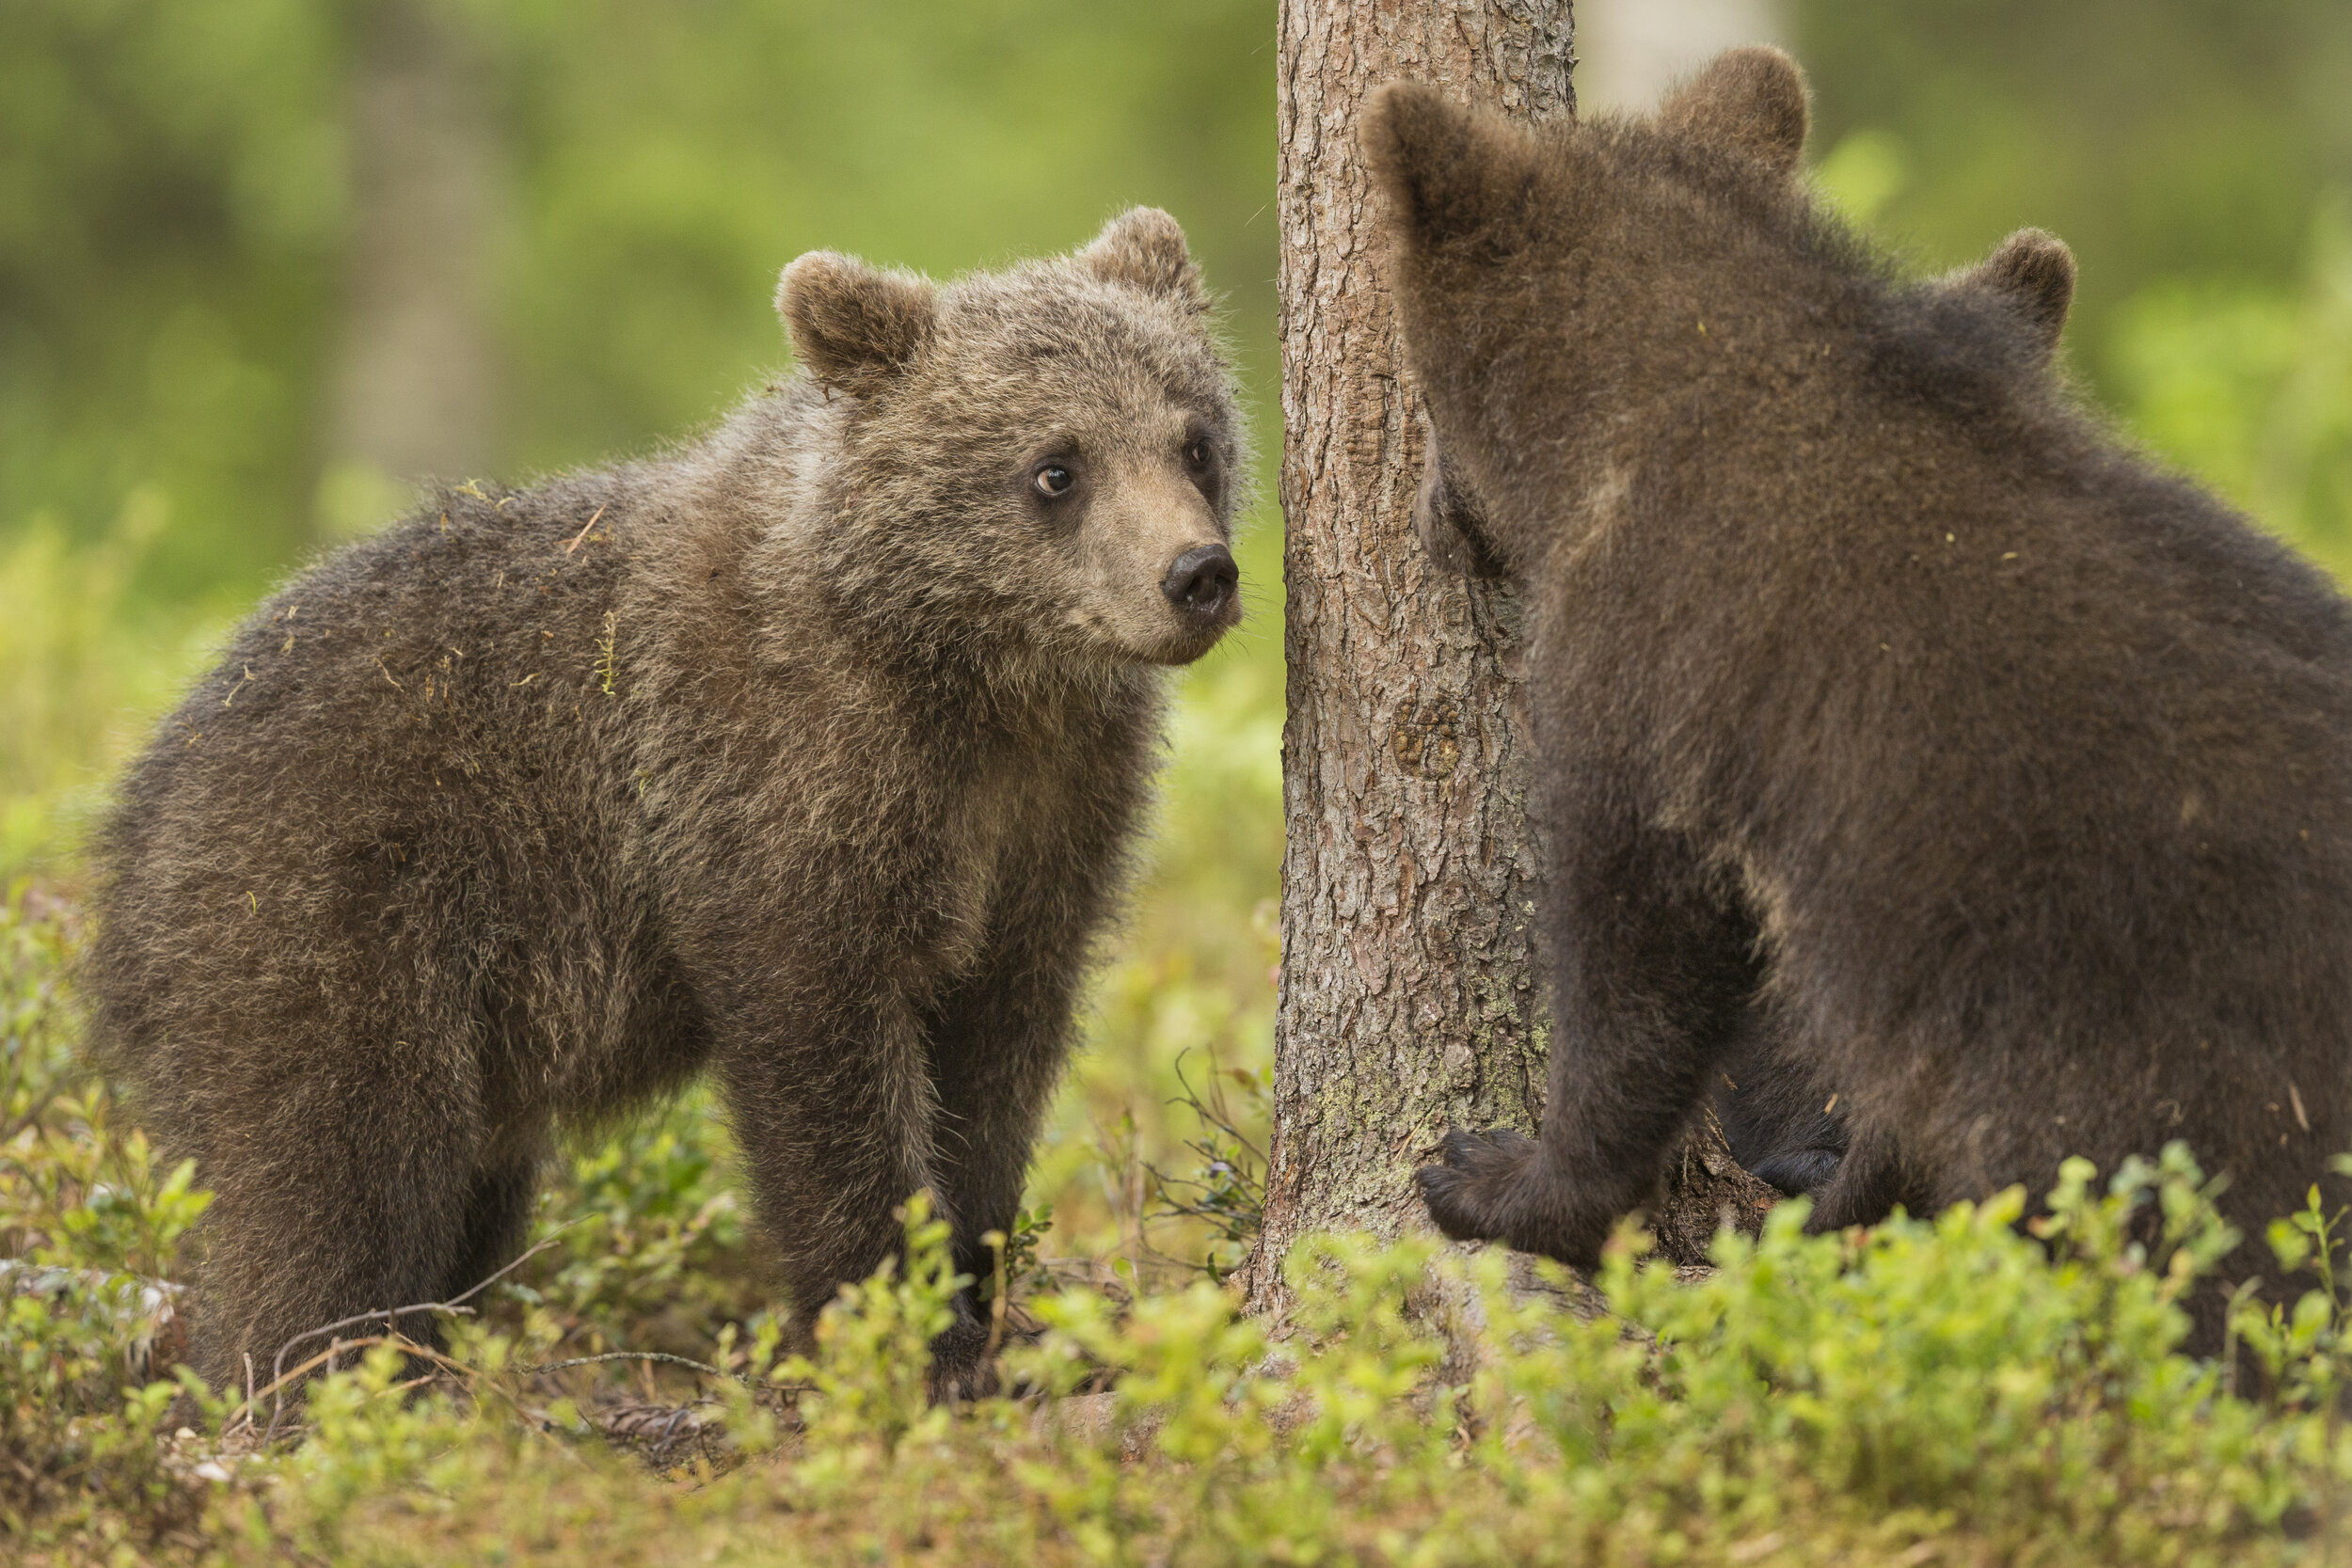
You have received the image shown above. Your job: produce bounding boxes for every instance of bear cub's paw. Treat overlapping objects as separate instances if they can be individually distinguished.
[1419,1127,1613,1269]
[1417,1126,1542,1243]
[925,1306,1002,1404]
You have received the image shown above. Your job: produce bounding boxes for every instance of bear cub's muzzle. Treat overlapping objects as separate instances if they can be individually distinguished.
[1162,543,1239,624]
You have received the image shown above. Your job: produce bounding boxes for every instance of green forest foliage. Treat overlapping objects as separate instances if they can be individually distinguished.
[1797,0,2352,388]
[6,3,2352,1560]
[0,0,1278,594]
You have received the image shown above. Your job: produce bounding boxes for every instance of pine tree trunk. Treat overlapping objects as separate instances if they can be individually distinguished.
[1246,0,1773,1312]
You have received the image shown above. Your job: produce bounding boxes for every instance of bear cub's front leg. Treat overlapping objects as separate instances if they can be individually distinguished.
[1411,800,1779,1269]
[1417,1127,1541,1243]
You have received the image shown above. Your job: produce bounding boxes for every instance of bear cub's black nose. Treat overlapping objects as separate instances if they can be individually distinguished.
[1163,544,1237,619]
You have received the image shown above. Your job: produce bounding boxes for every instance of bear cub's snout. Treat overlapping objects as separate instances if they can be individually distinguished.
[1162,542,1238,621]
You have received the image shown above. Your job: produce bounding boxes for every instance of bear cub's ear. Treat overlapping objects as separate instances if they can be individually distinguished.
[1657,45,1809,178]
[1962,228,2076,360]
[1359,82,1542,256]
[1079,207,1208,312]
[777,252,937,395]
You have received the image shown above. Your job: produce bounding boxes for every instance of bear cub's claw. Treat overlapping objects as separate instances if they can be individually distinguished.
[1416,1125,1540,1243]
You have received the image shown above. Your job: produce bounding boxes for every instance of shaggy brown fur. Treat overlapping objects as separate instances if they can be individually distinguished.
[1369,50,2352,1348]
[1704,224,2081,1198]
[91,208,1246,1395]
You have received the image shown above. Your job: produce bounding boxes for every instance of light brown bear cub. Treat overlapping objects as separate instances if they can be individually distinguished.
[1372,49,2352,1351]
[93,209,1244,1396]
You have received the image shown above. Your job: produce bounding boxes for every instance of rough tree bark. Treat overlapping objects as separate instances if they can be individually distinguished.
[1245,0,1772,1312]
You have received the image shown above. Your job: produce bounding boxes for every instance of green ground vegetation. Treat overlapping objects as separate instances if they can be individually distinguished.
[8,2,2352,1562]
[8,896,2352,1563]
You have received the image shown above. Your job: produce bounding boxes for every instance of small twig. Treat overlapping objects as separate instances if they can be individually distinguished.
[247,1333,532,1439]
[254,1335,477,1414]
[518,1350,815,1400]
[250,1341,375,1436]
[263,1226,575,1442]
[518,1351,735,1381]
[563,506,607,554]
[1169,1048,1267,1166]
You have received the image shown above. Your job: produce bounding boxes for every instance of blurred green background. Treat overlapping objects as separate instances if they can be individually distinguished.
[3,0,2348,1275]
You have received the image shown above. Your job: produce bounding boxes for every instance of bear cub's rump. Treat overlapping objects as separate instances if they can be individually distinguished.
[1374,49,2352,1347]
[93,209,1245,1396]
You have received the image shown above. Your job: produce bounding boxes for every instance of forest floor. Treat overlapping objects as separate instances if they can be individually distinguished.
[7,889,2350,1566]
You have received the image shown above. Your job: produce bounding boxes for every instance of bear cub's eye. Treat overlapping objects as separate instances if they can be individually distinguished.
[1184,439,1214,471]
[1033,464,1075,499]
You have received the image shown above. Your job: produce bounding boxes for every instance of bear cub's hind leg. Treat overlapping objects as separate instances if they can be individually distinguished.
[1712,1012,1849,1199]
[1801,1122,1925,1233]
[190,1089,488,1394]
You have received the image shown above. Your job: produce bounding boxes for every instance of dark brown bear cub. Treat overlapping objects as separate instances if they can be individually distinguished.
[1370,49,2352,1347]
[92,209,1244,1395]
